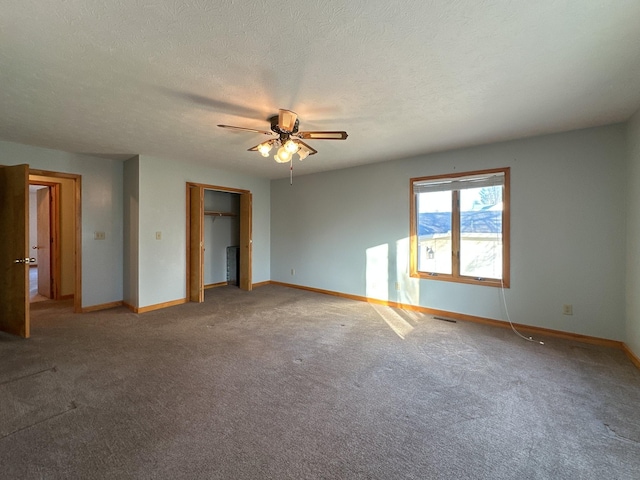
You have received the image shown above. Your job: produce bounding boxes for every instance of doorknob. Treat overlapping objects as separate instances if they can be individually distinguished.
[14,258,36,264]
[32,246,42,250]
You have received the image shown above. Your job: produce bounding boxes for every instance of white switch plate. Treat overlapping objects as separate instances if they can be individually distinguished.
[562,304,573,315]
[94,231,105,240]
[155,231,162,240]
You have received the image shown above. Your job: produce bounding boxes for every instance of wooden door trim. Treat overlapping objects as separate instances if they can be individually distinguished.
[187,182,250,195]
[29,169,82,313]
[50,184,61,299]
[239,192,253,292]
[187,184,204,302]
[35,187,52,298]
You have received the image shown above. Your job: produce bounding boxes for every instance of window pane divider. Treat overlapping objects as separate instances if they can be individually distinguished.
[452,189,460,275]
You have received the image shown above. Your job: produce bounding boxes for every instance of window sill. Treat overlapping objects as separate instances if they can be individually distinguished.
[410,271,509,288]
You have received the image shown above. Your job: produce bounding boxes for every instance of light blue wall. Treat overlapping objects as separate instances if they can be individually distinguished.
[137,155,270,308]
[3,121,635,348]
[1,140,124,308]
[1,140,270,311]
[626,110,640,357]
[271,125,628,341]
[123,156,139,307]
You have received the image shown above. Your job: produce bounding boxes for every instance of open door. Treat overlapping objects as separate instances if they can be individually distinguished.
[239,192,252,291]
[0,164,30,338]
[188,185,204,302]
[36,187,52,298]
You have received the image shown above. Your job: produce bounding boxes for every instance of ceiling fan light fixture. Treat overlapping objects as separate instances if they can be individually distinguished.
[257,142,273,156]
[219,109,346,174]
[274,146,292,163]
[284,139,299,154]
[297,145,311,160]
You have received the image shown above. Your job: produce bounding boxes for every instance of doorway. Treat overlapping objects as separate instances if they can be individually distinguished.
[186,182,252,302]
[0,165,81,338]
[29,169,82,313]
[28,183,60,303]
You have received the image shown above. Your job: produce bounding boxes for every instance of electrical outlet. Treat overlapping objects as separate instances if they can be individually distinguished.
[94,231,105,240]
[395,282,400,291]
[562,304,573,315]
[291,268,295,276]
[155,231,162,240]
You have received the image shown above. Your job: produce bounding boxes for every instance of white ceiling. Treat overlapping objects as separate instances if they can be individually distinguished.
[2,1,640,179]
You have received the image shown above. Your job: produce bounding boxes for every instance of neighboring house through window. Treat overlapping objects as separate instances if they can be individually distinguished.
[410,167,510,287]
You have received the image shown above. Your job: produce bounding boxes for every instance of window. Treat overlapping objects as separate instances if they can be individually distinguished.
[410,167,510,287]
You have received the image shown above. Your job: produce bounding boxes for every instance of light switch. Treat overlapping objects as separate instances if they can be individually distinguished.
[155,231,162,240]
[94,231,106,240]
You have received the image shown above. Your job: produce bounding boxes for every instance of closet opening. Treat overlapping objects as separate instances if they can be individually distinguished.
[186,183,252,302]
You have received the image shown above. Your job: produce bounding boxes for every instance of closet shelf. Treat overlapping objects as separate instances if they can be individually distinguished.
[204,211,236,217]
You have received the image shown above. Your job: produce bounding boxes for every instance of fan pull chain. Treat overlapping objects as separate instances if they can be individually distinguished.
[290,159,293,186]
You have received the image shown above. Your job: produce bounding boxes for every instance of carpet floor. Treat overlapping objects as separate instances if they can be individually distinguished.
[1,285,639,479]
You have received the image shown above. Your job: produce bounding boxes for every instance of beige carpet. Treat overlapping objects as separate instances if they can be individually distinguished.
[1,285,639,479]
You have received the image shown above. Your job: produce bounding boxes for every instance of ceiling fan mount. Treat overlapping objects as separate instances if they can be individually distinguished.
[269,114,299,135]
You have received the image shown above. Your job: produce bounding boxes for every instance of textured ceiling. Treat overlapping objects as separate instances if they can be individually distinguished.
[1,1,640,179]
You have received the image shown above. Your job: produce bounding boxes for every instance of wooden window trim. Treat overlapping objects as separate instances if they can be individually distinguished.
[410,167,510,288]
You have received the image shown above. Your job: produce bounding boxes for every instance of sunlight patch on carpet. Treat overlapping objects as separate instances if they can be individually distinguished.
[370,304,414,339]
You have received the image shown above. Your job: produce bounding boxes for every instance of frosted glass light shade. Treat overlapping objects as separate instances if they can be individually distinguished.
[297,145,311,160]
[284,139,299,153]
[258,142,273,156]
[274,146,292,163]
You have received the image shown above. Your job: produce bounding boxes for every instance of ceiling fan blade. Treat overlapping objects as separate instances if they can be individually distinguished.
[296,140,318,155]
[217,124,273,135]
[297,131,348,140]
[278,109,298,133]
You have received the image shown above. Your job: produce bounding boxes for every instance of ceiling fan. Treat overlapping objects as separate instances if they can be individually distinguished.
[218,109,348,164]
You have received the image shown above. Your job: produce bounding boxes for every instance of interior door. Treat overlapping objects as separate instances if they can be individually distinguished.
[188,185,204,302]
[36,187,52,298]
[0,164,30,338]
[239,192,252,291]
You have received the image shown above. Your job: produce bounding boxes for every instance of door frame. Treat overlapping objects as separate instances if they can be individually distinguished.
[30,181,61,300]
[188,184,204,302]
[186,182,252,302]
[29,169,82,313]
